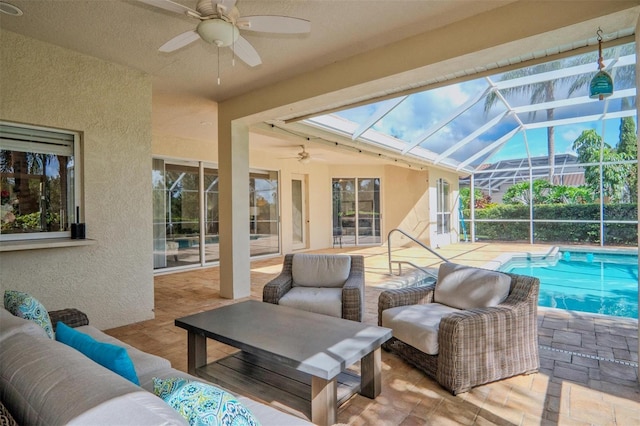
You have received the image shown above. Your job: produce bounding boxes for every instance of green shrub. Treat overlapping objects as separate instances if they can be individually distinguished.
[463,203,637,245]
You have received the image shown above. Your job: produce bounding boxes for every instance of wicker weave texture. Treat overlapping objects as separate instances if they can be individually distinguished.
[49,308,89,331]
[379,270,540,395]
[262,254,365,322]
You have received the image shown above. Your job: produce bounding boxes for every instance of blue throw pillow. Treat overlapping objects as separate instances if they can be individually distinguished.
[153,377,260,426]
[55,322,139,385]
[4,290,54,339]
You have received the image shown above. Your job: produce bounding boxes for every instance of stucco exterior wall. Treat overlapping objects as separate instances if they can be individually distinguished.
[153,133,218,163]
[383,166,431,246]
[0,30,153,329]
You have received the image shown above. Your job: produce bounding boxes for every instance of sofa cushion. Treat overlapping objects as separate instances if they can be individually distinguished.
[77,325,172,378]
[279,287,342,318]
[434,262,511,310]
[154,378,259,426]
[4,290,54,339]
[56,322,140,385]
[138,367,313,426]
[381,303,460,355]
[66,391,188,426]
[291,254,351,288]
[0,332,143,425]
[0,308,49,343]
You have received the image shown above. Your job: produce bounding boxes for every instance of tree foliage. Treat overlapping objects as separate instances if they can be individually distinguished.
[572,129,634,203]
[459,187,492,210]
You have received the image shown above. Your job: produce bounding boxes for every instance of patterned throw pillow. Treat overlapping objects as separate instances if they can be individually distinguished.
[153,377,261,426]
[4,290,54,339]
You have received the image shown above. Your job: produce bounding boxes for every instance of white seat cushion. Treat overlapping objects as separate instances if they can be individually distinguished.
[434,262,511,310]
[381,303,460,355]
[291,254,351,288]
[278,287,342,318]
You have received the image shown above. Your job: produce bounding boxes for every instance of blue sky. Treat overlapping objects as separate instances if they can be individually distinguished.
[334,42,636,168]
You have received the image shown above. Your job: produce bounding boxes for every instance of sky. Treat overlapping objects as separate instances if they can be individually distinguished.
[330,42,637,169]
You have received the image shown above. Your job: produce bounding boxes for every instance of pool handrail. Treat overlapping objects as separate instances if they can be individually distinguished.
[387,228,448,276]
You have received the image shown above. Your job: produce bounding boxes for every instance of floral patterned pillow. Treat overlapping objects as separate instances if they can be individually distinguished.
[4,290,54,339]
[153,377,260,426]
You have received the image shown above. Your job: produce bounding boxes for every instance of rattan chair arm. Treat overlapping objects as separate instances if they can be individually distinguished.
[377,285,435,326]
[262,273,293,304]
[436,300,539,392]
[342,255,365,321]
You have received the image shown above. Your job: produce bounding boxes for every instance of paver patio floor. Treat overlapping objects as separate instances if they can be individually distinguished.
[107,242,639,425]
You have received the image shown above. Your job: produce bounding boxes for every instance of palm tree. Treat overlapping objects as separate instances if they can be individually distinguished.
[484,62,562,182]
[483,42,635,183]
[568,43,637,202]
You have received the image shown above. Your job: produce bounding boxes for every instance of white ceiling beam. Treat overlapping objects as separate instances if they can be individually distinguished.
[525,109,636,130]
[352,96,407,140]
[457,127,521,170]
[514,88,636,114]
[402,85,491,154]
[434,110,508,164]
[495,54,634,89]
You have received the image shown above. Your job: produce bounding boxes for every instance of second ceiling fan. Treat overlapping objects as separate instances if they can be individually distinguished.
[139,0,311,67]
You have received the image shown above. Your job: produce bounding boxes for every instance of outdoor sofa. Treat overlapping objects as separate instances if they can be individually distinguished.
[0,301,311,425]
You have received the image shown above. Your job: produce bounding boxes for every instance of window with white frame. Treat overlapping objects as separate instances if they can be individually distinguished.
[436,178,450,235]
[0,122,79,241]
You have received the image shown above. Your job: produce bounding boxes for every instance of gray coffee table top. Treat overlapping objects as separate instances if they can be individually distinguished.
[175,300,392,379]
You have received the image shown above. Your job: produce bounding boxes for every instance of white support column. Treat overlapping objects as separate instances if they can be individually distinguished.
[218,117,251,299]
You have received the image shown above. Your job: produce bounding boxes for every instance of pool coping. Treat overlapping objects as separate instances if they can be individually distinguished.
[483,245,639,271]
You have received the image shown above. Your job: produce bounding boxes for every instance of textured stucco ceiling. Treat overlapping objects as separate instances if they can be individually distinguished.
[0,0,514,102]
[1,0,637,165]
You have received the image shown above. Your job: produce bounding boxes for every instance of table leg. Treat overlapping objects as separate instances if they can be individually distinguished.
[187,331,207,375]
[360,347,382,398]
[311,376,337,426]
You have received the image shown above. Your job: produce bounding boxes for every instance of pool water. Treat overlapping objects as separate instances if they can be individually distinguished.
[501,251,638,319]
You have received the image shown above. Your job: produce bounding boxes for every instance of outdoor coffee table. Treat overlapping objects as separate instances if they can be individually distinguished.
[175,300,392,426]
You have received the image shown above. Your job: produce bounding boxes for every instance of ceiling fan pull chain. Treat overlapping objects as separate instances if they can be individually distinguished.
[217,45,221,85]
[231,24,236,67]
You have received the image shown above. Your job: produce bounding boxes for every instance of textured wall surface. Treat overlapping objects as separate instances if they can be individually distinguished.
[0,30,154,329]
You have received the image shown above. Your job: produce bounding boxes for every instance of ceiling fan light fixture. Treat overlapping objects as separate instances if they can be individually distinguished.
[299,156,311,165]
[197,19,239,47]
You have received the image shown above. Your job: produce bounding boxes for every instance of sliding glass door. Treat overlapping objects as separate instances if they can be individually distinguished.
[153,159,280,271]
[332,177,381,246]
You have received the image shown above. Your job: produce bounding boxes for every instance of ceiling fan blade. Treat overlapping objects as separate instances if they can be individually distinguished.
[237,15,311,34]
[137,0,201,17]
[231,36,262,67]
[159,30,201,52]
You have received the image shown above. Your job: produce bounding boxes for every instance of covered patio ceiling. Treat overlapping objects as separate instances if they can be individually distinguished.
[300,36,637,176]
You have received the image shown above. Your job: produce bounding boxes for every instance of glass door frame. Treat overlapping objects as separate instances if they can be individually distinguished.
[291,173,308,250]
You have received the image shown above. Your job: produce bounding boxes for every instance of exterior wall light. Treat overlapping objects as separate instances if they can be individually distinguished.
[589,28,613,100]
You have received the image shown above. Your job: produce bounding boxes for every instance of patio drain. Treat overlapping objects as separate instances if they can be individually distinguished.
[539,345,638,368]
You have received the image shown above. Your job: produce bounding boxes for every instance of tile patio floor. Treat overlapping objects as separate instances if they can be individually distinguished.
[106,242,639,425]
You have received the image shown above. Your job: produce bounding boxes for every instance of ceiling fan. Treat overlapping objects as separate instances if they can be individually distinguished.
[296,146,312,164]
[138,0,310,68]
[279,145,312,164]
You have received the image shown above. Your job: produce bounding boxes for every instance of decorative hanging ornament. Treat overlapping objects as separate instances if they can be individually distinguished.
[589,28,613,100]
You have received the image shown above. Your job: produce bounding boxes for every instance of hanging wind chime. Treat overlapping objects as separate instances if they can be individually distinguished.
[589,27,614,100]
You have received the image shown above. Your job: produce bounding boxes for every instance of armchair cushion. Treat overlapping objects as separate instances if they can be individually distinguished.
[435,262,510,310]
[381,303,460,355]
[279,287,342,318]
[291,254,351,288]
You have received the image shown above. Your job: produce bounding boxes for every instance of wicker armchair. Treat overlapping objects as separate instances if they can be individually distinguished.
[378,267,540,395]
[263,253,365,322]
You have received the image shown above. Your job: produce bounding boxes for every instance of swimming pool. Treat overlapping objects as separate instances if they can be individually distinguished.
[500,249,638,319]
